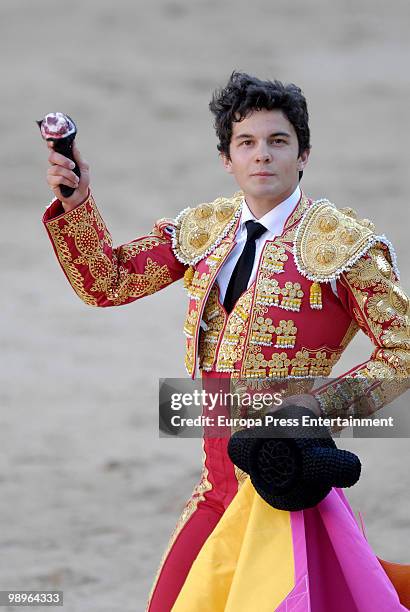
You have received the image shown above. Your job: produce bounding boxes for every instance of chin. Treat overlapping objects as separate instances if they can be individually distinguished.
[251,185,282,199]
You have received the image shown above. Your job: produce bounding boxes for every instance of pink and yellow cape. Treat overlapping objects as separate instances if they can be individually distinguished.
[172,478,410,611]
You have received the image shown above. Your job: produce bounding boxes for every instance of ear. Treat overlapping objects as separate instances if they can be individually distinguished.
[221,152,234,174]
[297,148,310,172]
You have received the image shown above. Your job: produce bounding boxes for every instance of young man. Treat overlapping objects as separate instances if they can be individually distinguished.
[42,73,409,610]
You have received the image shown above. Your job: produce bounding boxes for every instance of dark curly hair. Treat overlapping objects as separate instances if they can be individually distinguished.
[209,71,311,163]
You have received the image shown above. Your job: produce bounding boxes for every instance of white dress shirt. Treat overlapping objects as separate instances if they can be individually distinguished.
[216,185,302,302]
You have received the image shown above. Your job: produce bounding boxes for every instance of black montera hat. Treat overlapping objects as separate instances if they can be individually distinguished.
[228,405,361,511]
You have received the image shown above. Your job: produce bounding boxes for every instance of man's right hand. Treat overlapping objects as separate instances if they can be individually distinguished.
[46,141,90,212]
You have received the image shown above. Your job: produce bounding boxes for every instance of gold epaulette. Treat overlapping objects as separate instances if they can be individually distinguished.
[171,192,243,265]
[293,199,397,282]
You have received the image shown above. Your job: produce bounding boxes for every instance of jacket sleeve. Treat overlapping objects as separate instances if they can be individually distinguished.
[42,192,187,307]
[313,242,410,419]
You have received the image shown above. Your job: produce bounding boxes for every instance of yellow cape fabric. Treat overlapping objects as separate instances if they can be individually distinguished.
[171,477,295,612]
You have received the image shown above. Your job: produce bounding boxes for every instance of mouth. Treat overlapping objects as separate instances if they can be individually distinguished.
[251,172,275,177]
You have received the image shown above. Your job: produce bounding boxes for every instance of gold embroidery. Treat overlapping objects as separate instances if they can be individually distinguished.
[352,306,367,331]
[351,285,368,310]
[255,279,304,311]
[289,350,310,377]
[373,250,393,278]
[340,319,360,348]
[309,350,340,376]
[72,222,100,256]
[290,349,340,377]
[241,236,304,376]
[217,201,238,222]
[389,284,409,316]
[278,227,297,244]
[314,373,375,420]
[344,267,410,374]
[274,320,297,348]
[185,337,195,374]
[255,277,281,307]
[216,340,245,372]
[250,316,276,346]
[344,248,410,359]
[267,352,291,378]
[309,281,322,309]
[199,336,218,370]
[315,385,346,419]
[47,195,176,307]
[46,200,99,306]
[173,193,242,265]
[366,294,396,323]
[359,360,398,379]
[205,241,233,268]
[145,439,212,611]
[203,286,222,322]
[381,321,410,350]
[183,266,195,289]
[118,236,166,261]
[318,213,339,233]
[346,257,388,290]
[183,307,199,338]
[199,287,226,371]
[294,199,377,282]
[260,243,288,274]
[283,193,310,230]
[276,280,304,311]
[215,291,253,372]
[367,377,410,413]
[187,270,211,301]
[316,243,410,420]
[373,348,409,375]
[190,230,209,248]
[105,258,172,303]
[241,344,340,379]
[186,237,237,376]
[242,345,270,378]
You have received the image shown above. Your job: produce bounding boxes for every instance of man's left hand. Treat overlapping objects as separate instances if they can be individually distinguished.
[279,393,322,417]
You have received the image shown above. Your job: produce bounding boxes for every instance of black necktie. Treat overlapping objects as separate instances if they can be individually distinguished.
[223,220,267,314]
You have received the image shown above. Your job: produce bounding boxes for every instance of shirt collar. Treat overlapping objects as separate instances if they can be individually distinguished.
[240,185,301,236]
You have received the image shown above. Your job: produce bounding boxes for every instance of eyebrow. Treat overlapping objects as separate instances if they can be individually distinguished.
[234,131,291,140]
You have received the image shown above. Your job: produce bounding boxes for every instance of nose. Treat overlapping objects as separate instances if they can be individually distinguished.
[255,143,272,163]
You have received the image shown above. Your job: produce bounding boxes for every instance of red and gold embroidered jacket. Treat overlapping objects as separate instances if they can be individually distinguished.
[43,191,410,417]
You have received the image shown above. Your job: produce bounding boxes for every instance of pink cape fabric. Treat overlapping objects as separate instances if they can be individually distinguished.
[280,487,407,611]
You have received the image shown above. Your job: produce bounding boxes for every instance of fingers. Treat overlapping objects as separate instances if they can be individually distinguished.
[72,141,89,171]
[47,165,79,190]
[48,149,76,170]
[45,139,90,207]
[47,142,89,172]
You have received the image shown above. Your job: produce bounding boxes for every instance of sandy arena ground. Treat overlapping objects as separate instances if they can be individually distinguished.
[1,1,409,610]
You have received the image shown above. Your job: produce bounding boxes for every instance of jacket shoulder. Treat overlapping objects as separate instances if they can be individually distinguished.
[171,192,243,265]
[293,198,385,282]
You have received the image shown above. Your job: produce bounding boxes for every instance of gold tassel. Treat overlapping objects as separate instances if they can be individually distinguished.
[310,281,322,309]
[183,266,195,289]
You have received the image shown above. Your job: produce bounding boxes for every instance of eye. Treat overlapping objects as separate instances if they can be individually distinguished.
[240,140,253,146]
[271,138,286,145]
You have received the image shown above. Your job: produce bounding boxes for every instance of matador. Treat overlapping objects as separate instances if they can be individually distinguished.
[42,72,410,611]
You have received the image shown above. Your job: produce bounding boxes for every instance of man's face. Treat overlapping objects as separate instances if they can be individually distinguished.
[222,109,309,207]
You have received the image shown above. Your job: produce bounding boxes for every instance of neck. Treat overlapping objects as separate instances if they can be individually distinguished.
[244,183,299,219]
